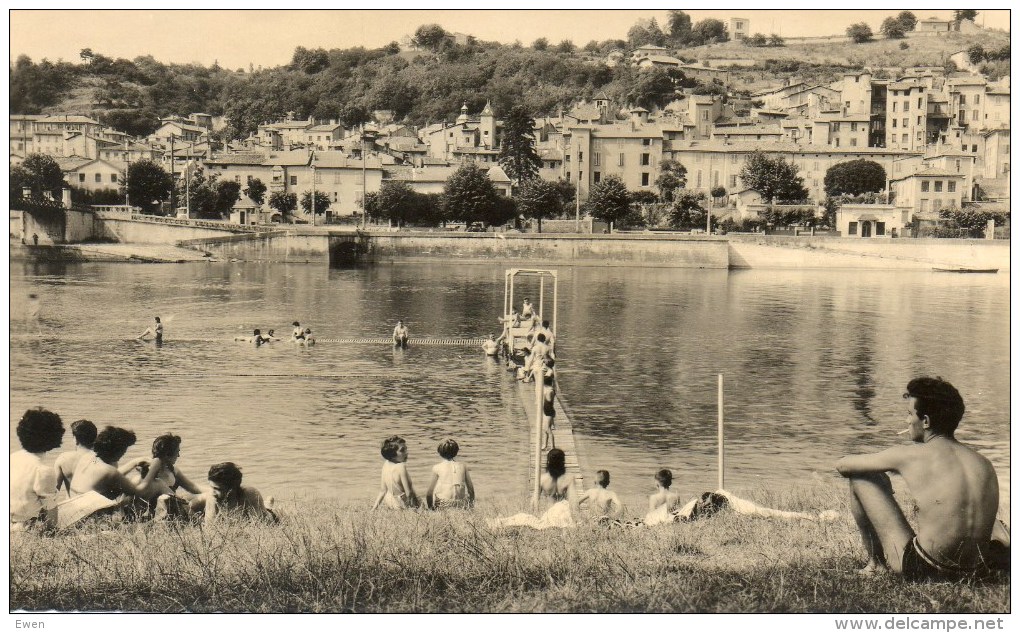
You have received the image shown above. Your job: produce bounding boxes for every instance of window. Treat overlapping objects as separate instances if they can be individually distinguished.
[920,199,929,212]
[959,95,966,106]
[917,116,922,125]
[848,222,858,235]
[594,152,600,166]
[972,110,979,121]
[918,98,923,109]
[641,173,649,186]
[892,119,897,128]
[893,102,898,112]
[959,111,966,122]
[850,138,857,147]
[834,138,840,148]
[565,154,570,163]
[948,181,956,192]
[578,151,583,161]
[851,122,858,132]
[902,118,908,127]
[642,138,651,146]
[974,94,980,105]
[95,174,102,183]
[333,192,338,202]
[972,144,978,153]
[904,101,910,112]
[955,160,961,171]
[618,153,625,167]
[731,155,738,164]
[696,171,702,187]
[934,181,943,192]
[78,173,85,183]
[902,134,908,143]
[933,199,942,212]
[290,175,297,186]
[111,174,117,183]
[730,175,737,188]
[921,180,930,192]
[593,172,601,183]
[876,222,886,236]
[641,153,650,166]
[701,110,709,121]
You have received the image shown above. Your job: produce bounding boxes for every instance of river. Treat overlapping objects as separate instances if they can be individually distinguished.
[9,260,1010,513]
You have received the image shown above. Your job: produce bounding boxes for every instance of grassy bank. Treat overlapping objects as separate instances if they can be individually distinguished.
[11,485,1008,613]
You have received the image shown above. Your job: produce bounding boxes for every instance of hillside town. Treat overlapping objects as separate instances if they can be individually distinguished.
[9,14,1010,238]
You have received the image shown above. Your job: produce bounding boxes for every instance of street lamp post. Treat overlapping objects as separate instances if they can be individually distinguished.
[361,131,376,229]
[310,150,316,227]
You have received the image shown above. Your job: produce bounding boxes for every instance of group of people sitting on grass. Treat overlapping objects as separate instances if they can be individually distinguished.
[10,408,277,532]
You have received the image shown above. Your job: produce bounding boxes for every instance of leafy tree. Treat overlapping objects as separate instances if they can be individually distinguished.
[300,190,331,217]
[967,44,985,64]
[738,151,808,203]
[824,159,886,197]
[880,17,907,39]
[768,34,785,47]
[667,10,693,43]
[585,175,630,232]
[20,154,67,201]
[532,38,549,51]
[488,195,518,227]
[79,48,94,64]
[291,47,330,74]
[954,10,978,23]
[710,186,727,199]
[381,41,401,55]
[668,190,707,229]
[244,178,267,206]
[629,66,682,110]
[215,180,242,217]
[127,160,173,214]
[582,40,601,53]
[655,159,687,203]
[369,181,417,227]
[269,192,298,220]
[846,23,874,43]
[895,11,917,31]
[412,24,448,51]
[338,103,370,128]
[516,178,563,233]
[692,19,728,44]
[10,166,33,200]
[443,163,500,224]
[555,40,576,54]
[498,105,543,187]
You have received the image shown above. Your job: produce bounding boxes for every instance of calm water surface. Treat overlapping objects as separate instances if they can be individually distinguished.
[9,261,1010,512]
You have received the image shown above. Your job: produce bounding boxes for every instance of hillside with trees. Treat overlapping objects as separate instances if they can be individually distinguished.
[10,14,1009,140]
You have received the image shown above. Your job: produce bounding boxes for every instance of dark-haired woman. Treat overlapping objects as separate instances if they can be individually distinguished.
[488,448,579,529]
[135,433,203,518]
[69,426,162,502]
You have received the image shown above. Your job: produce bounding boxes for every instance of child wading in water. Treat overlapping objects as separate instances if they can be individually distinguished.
[425,439,476,509]
[372,436,420,510]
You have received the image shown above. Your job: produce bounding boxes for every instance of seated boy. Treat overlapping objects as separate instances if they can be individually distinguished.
[578,470,625,520]
[11,408,65,531]
[191,462,278,526]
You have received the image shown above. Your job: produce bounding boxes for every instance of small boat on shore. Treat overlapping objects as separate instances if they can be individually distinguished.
[933,267,999,274]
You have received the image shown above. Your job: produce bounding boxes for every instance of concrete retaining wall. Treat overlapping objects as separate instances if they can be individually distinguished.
[726,234,1010,271]
[97,217,239,244]
[365,233,730,268]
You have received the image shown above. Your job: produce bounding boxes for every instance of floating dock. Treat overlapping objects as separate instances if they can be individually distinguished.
[517,376,585,494]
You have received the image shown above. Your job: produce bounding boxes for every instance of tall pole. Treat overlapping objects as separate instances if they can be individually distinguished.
[706,191,712,234]
[717,374,725,491]
[169,134,175,214]
[185,141,192,218]
[311,150,316,227]
[574,152,581,232]
[361,133,369,229]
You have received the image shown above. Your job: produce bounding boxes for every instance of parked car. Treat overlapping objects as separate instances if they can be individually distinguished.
[466,223,485,232]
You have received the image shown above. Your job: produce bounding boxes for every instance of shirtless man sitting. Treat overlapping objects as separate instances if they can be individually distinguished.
[837,376,1004,580]
[191,462,277,526]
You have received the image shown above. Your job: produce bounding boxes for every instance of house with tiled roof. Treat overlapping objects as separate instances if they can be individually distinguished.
[57,157,126,192]
[890,169,966,214]
[385,164,511,196]
[419,102,499,164]
[148,120,208,147]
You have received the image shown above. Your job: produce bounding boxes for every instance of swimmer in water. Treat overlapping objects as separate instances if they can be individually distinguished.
[298,328,315,346]
[292,321,304,341]
[234,329,264,346]
[137,316,163,345]
[482,334,499,356]
[393,320,409,349]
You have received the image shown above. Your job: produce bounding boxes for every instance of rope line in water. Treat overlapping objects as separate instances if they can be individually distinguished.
[11,335,487,346]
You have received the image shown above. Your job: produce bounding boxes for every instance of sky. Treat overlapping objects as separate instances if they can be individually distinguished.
[8,6,1011,70]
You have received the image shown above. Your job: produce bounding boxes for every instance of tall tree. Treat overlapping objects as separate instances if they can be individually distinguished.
[244,178,267,206]
[895,11,918,31]
[443,163,499,224]
[19,154,67,201]
[846,23,874,43]
[880,17,907,39]
[269,192,298,221]
[667,10,693,43]
[126,160,172,214]
[300,191,331,218]
[498,106,543,187]
[954,10,978,23]
[370,181,418,227]
[823,159,886,197]
[412,24,449,51]
[215,180,242,217]
[668,190,707,229]
[738,151,808,202]
[655,159,687,203]
[585,175,630,233]
[692,19,728,44]
[516,179,563,233]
